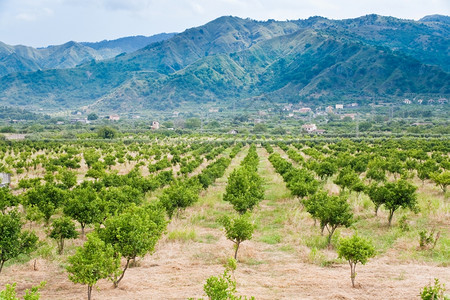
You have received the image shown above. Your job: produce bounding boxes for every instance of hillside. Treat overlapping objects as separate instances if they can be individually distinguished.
[0,33,176,77]
[0,15,448,112]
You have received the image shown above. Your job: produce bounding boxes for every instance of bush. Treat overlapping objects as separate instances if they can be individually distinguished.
[420,278,449,300]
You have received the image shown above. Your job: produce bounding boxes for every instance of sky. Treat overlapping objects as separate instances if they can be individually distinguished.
[0,0,449,47]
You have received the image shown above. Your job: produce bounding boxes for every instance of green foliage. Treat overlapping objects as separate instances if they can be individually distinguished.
[384,180,418,226]
[64,186,106,235]
[0,211,38,273]
[419,229,440,250]
[219,213,254,259]
[431,171,449,193]
[185,118,201,129]
[337,233,375,287]
[420,278,449,300]
[87,113,98,121]
[96,203,167,287]
[0,187,17,213]
[25,183,66,224]
[97,126,117,139]
[58,169,77,189]
[49,216,78,254]
[0,281,46,300]
[303,191,353,244]
[223,167,264,214]
[159,179,201,218]
[67,233,120,300]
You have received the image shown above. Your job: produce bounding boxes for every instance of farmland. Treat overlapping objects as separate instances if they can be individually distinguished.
[0,137,449,299]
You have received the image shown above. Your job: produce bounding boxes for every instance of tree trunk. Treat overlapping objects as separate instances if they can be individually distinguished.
[58,238,65,255]
[374,205,379,216]
[0,260,4,274]
[350,262,356,288]
[114,258,131,288]
[388,209,395,226]
[87,285,93,300]
[234,243,240,260]
[81,224,85,239]
[327,227,336,245]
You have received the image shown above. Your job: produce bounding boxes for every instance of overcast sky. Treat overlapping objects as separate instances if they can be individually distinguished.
[0,0,449,47]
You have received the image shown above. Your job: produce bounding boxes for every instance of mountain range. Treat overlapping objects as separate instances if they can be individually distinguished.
[0,14,448,113]
[0,33,176,77]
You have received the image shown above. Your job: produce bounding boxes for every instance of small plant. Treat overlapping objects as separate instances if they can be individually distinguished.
[201,258,254,300]
[398,215,410,232]
[419,229,440,250]
[337,233,376,288]
[49,216,79,254]
[420,278,449,300]
[0,281,46,300]
[219,213,254,260]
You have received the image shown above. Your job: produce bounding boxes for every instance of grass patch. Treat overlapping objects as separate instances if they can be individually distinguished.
[198,233,220,244]
[167,228,197,242]
[259,233,282,245]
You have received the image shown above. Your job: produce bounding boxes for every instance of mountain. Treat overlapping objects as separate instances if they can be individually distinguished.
[0,33,176,77]
[0,15,448,112]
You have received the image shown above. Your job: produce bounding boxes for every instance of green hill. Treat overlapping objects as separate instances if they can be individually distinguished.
[0,15,448,112]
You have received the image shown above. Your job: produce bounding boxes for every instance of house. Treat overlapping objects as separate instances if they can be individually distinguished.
[349,103,358,107]
[403,99,412,104]
[301,124,317,133]
[298,107,312,114]
[209,108,219,113]
[417,99,424,104]
[70,118,90,124]
[315,129,326,135]
[229,130,238,135]
[438,98,448,104]
[151,121,160,130]
[173,111,180,117]
[326,106,334,114]
[335,104,344,109]
[109,115,120,121]
[0,173,11,188]
[412,122,432,126]
[56,121,65,125]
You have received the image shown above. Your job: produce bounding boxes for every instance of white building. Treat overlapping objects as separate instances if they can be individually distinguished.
[151,121,160,130]
[301,124,317,132]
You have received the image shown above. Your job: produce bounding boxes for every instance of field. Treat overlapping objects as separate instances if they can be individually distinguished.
[0,138,448,299]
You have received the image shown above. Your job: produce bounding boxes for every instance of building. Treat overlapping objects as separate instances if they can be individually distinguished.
[298,107,312,113]
[70,118,90,124]
[403,99,412,104]
[0,173,11,188]
[209,108,219,113]
[315,129,326,135]
[151,121,160,130]
[326,106,334,114]
[335,104,344,109]
[301,124,317,133]
[109,115,120,121]
[229,130,238,135]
